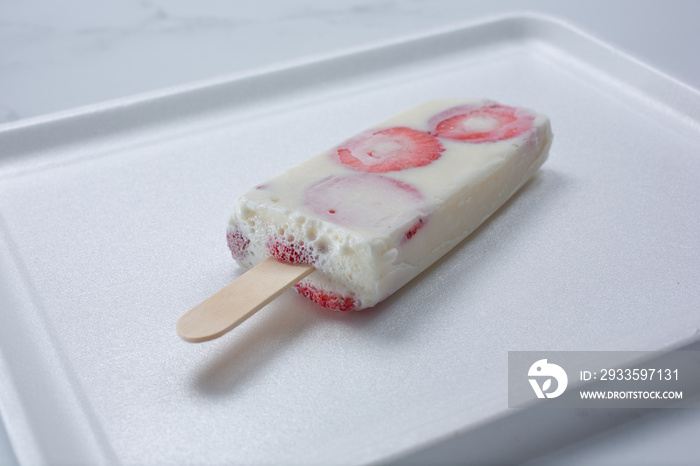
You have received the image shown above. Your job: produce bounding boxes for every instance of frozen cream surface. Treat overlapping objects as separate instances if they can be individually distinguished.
[228,99,552,310]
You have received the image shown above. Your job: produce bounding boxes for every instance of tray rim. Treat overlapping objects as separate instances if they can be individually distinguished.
[1,12,699,466]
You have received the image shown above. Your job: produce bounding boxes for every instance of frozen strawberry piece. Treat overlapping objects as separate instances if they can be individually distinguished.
[429,104,534,143]
[404,218,425,240]
[304,174,424,228]
[294,283,359,311]
[267,237,317,265]
[227,226,250,261]
[335,126,444,173]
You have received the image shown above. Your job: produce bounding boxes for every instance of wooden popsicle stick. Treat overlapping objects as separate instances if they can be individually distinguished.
[177,257,315,343]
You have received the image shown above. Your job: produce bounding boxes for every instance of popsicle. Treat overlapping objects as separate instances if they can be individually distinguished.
[177,99,552,342]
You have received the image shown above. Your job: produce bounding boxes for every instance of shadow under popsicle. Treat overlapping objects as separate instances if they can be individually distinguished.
[191,292,317,398]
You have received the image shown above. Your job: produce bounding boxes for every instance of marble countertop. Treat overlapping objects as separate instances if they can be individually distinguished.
[1,1,699,464]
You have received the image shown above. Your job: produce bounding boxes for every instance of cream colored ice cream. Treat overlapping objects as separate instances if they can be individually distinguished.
[227,99,552,310]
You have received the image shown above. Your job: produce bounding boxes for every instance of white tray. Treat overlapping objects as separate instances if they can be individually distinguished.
[1,14,699,466]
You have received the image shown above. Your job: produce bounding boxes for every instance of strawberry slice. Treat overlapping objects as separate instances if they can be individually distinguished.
[294,283,359,311]
[430,104,534,143]
[304,174,424,229]
[226,225,250,261]
[404,218,425,240]
[335,126,444,172]
[267,237,317,264]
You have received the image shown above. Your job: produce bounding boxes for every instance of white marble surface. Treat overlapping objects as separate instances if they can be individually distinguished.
[1,1,699,464]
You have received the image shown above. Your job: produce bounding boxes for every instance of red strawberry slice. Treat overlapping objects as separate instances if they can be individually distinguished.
[294,283,359,311]
[404,218,425,241]
[430,104,534,143]
[335,126,444,172]
[267,237,317,264]
[227,225,250,261]
[304,174,424,229]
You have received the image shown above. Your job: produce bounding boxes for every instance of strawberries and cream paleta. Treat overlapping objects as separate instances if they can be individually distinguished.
[227,99,553,311]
